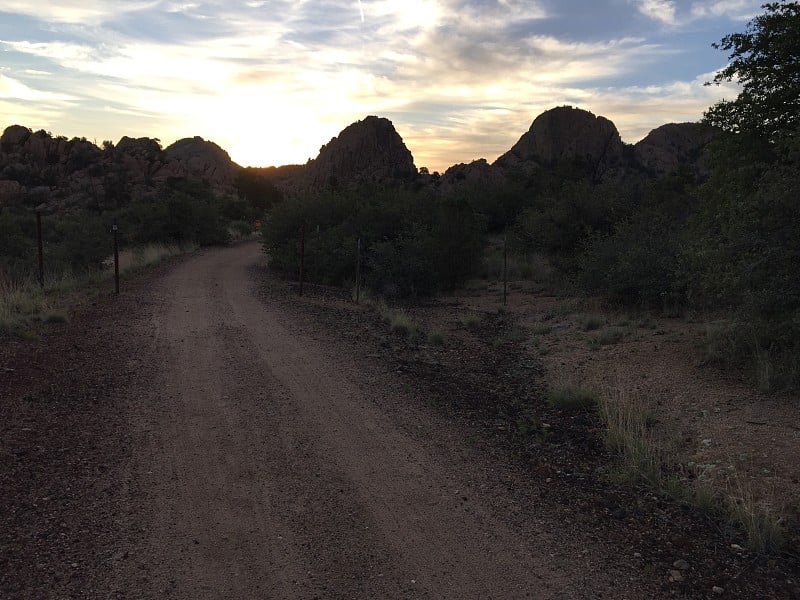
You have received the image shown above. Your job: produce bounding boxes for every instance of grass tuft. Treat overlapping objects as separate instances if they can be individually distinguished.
[428,330,445,345]
[589,327,626,348]
[597,386,662,486]
[580,314,605,331]
[597,383,786,553]
[546,385,599,411]
[389,311,414,336]
[462,315,480,329]
[727,474,785,553]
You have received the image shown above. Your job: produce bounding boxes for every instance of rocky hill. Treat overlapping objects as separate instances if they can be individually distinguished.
[0,127,239,213]
[633,122,717,178]
[0,107,717,214]
[440,106,716,191]
[494,106,625,177]
[277,116,418,193]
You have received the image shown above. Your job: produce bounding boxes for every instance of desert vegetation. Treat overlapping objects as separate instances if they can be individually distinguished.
[261,187,485,297]
[261,3,800,392]
[0,176,268,333]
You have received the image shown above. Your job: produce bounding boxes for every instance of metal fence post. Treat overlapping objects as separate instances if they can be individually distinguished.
[503,232,508,307]
[355,237,361,304]
[299,222,305,296]
[112,220,119,294]
[36,211,44,287]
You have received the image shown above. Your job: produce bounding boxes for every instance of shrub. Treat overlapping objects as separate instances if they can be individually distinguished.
[580,314,605,331]
[597,386,661,485]
[546,385,598,411]
[590,327,625,348]
[262,188,485,297]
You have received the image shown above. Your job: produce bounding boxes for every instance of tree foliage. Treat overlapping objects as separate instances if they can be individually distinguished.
[0,178,252,280]
[704,2,800,141]
[689,2,800,387]
[262,188,484,297]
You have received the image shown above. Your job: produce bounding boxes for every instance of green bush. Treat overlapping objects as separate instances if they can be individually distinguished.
[122,178,230,246]
[546,385,598,411]
[262,188,485,297]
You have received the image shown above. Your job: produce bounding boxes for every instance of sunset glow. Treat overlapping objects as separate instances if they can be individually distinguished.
[0,0,753,172]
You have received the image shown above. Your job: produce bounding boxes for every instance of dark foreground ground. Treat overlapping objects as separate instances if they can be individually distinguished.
[1,242,797,599]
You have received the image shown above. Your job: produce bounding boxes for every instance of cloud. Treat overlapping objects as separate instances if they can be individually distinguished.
[630,0,760,26]
[0,40,97,63]
[0,0,754,171]
[690,0,761,20]
[633,0,677,25]
[0,1,156,25]
[0,72,74,102]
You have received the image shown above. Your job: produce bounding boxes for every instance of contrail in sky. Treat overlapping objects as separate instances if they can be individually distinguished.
[358,0,365,22]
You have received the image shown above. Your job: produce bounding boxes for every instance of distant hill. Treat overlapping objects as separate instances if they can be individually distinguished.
[438,106,716,194]
[0,107,717,214]
[0,127,239,214]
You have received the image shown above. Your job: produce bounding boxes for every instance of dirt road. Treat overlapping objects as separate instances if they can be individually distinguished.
[85,241,649,599]
[5,242,799,599]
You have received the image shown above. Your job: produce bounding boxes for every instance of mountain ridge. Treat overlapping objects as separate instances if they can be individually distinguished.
[0,107,717,213]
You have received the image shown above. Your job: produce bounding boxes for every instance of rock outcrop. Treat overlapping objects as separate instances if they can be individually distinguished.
[295,116,417,191]
[0,126,240,212]
[633,123,717,177]
[160,137,238,187]
[0,125,32,152]
[438,159,506,195]
[1,108,720,214]
[494,106,625,178]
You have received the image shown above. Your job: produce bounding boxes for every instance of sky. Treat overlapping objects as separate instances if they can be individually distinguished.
[0,0,758,172]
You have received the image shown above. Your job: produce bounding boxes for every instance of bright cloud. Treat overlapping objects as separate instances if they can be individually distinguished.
[690,0,761,20]
[0,1,154,24]
[0,0,758,171]
[634,0,677,24]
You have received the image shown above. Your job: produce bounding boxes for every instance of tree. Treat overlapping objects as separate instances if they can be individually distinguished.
[690,3,800,389]
[704,2,800,141]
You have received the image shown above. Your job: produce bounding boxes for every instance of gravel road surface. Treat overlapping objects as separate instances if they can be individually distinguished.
[113,242,648,598]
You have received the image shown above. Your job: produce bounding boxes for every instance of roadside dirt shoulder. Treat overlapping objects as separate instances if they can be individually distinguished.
[262,273,800,599]
[3,243,798,599]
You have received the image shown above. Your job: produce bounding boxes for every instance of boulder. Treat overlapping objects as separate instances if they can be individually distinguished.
[116,136,162,160]
[161,136,238,188]
[439,158,506,195]
[0,179,24,206]
[0,125,32,152]
[299,116,417,190]
[634,122,717,178]
[494,106,624,176]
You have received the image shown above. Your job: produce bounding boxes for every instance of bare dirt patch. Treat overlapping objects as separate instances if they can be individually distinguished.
[2,243,798,599]
[259,272,800,599]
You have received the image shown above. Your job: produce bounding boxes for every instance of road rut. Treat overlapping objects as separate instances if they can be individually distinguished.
[113,242,643,598]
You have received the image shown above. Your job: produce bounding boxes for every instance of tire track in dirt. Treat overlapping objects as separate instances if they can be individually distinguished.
[113,242,653,598]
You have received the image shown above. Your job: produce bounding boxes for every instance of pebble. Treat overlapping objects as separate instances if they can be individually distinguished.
[673,559,690,571]
[712,586,724,594]
[668,569,684,583]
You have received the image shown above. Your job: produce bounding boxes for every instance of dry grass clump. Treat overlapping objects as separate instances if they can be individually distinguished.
[389,310,422,339]
[2,242,196,336]
[597,382,786,552]
[580,314,605,331]
[597,385,662,486]
[546,385,598,411]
